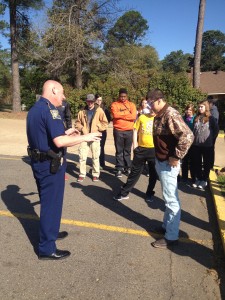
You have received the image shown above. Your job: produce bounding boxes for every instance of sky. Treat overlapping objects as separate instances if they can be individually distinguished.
[1,0,225,60]
[119,0,225,59]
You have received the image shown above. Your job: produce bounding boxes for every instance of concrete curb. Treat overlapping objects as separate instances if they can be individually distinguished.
[209,169,225,255]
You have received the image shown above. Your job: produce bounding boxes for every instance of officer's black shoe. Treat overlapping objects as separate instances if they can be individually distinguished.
[57,231,68,240]
[115,170,122,178]
[39,249,71,260]
[124,168,131,176]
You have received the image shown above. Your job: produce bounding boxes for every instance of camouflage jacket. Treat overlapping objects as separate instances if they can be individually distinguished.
[153,104,194,161]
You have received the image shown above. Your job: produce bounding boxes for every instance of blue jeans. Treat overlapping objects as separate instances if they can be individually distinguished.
[155,158,181,241]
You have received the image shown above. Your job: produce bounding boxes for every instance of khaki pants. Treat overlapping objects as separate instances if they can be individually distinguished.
[78,141,100,177]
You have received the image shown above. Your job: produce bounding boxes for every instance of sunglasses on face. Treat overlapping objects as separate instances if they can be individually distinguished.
[149,98,159,104]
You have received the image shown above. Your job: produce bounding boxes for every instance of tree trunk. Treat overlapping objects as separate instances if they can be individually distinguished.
[75,57,82,89]
[9,0,21,112]
[74,0,83,89]
[193,0,206,88]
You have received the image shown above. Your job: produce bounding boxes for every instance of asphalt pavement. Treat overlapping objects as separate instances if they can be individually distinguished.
[0,119,225,300]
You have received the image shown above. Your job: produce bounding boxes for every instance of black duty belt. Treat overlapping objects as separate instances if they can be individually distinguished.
[27,147,64,162]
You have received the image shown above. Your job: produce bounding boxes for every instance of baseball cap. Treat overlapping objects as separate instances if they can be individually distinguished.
[86,94,95,101]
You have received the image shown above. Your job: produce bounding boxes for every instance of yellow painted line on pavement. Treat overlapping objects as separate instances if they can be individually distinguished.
[0,209,212,246]
[209,170,225,255]
[0,210,39,220]
[63,218,149,236]
[0,156,24,161]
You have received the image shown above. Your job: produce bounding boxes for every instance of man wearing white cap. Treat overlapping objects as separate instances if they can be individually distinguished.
[75,94,108,182]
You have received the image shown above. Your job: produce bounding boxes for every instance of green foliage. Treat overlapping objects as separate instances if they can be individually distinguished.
[65,86,93,118]
[201,30,225,71]
[144,72,206,113]
[0,49,11,104]
[0,4,212,115]
[162,50,193,73]
[0,3,7,14]
[40,0,110,87]
[104,45,159,90]
[20,67,48,110]
[0,3,8,44]
[105,10,149,49]
[217,174,225,197]
[2,0,44,10]
[1,0,45,111]
[65,71,206,117]
[81,44,160,98]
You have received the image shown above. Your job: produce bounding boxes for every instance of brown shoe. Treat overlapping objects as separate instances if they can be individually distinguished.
[151,238,178,249]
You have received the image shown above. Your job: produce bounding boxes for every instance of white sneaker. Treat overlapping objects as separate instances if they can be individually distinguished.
[113,194,129,201]
[198,181,207,189]
[192,180,200,188]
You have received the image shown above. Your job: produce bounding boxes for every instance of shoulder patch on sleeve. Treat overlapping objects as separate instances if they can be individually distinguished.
[50,109,62,120]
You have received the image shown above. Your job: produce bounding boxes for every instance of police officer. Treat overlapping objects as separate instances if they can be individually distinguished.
[27,80,101,260]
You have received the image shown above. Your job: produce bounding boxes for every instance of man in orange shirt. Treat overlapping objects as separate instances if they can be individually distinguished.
[111,88,137,178]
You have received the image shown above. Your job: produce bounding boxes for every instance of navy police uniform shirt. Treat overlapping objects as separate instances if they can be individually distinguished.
[27,97,65,153]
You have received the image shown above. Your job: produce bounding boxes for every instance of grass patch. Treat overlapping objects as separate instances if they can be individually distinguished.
[217,174,225,197]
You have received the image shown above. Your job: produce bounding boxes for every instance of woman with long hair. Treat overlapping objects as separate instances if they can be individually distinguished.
[191,100,219,189]
[137,97,151,118]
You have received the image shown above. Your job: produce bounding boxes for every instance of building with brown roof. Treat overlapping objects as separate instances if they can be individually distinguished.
[188,70,225,99]
[188,71,225,128]
[197,71,225,98]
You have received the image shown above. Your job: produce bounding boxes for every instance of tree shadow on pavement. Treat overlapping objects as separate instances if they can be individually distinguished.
[70,168,225,277]
[171,240,220,272]
[104,153,116,167]
[73,183,223,270]
[78,183,165,234]
[1,185,40,256]
[204,186,225,298]
[178,180,208,196]
[153,178,225,297]
[66,153,113,180]
[22,153,81,180]
[100,170,211,237]
[66,160,80,179]
[71,170,189,240]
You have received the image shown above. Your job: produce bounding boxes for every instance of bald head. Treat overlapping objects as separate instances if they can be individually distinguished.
[42,80,65,107]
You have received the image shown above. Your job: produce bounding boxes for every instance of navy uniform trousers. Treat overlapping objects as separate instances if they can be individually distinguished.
[31,159,66,255]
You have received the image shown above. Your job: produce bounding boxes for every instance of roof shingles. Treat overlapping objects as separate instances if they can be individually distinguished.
[188,71,225,94]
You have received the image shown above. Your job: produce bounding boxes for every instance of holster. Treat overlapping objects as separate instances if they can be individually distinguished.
[27,146,63,174]
[47,150,63,174]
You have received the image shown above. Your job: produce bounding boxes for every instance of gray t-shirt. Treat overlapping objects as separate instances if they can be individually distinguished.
[87,108,94,128]
[193,116,219,147]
